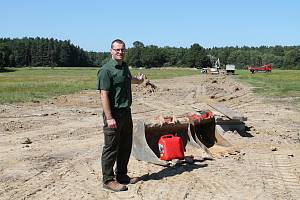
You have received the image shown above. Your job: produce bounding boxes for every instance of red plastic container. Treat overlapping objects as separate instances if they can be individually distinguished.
[158,134,184,161]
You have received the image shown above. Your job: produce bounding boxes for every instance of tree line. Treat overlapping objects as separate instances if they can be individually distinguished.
[1,37,300,71]
[0,37,95,70]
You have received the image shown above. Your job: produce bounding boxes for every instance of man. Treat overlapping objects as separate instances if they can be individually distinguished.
[97,39,145,192]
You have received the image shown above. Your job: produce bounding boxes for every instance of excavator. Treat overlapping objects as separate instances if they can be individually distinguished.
[132,110,231,165]
[201,58,220,74]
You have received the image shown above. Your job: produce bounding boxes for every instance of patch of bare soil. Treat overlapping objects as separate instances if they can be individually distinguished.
[132,79,158,95]
[1,74,300,200]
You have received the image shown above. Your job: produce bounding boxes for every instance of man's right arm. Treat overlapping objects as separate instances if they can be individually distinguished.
[100,90,117,128]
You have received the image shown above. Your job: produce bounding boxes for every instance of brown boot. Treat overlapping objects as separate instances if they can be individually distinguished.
[103,180,128,192]
[116,175,139,184]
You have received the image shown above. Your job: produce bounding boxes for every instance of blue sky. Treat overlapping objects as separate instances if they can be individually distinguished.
[1,0,299,52]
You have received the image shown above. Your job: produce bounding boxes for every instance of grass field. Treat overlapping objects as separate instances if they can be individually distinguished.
[235,69,300,109]
[1,68,300,106]
[0,67,198,104]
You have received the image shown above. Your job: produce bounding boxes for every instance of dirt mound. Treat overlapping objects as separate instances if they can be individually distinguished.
[132,79,157,95]
[196,74,246,101]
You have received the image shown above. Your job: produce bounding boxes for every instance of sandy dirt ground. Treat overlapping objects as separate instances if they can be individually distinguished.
[1,74,300,200]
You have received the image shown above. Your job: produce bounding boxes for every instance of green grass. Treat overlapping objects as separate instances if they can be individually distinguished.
[2,67,299,108]
[235,69,300,109]
[0,67,198,104]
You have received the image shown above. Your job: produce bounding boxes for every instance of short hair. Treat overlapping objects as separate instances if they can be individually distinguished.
[111,39,125,48]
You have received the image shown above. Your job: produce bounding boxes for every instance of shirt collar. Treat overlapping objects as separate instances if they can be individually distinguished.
[110,58,124,68]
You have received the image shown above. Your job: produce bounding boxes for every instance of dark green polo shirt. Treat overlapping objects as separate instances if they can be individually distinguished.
[97,59,132,110]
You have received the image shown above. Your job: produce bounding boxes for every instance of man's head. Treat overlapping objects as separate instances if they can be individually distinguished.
[110,39,126,63]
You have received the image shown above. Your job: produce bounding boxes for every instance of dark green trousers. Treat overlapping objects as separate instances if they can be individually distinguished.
[101,108,133,183]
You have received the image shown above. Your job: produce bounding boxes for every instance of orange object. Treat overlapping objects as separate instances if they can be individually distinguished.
[158,134,184,160]
[187,111,214,124]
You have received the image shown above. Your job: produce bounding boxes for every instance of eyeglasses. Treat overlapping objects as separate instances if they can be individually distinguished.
[112,48,125,52]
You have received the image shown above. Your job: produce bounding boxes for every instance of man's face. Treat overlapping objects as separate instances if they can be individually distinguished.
[110,42,125,62]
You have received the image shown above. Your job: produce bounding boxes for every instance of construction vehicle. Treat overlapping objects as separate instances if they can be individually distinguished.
[209,58,220,74]
[200,58,220,74]
[248,64,272,73]
[225,64,235,74]
[132,110,231,165]
[200,67,208,74]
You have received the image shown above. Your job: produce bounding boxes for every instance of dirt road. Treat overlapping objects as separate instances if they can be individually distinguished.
[1,74,300,200]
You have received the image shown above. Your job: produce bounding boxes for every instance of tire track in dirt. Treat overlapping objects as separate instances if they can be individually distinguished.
[272,151,300,199]
[243,151,286,199]
[241,144,300,200]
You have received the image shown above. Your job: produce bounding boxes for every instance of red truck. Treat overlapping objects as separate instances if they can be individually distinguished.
[248,64,272,73]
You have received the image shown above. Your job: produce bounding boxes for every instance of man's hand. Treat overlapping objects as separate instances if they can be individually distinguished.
[107,118,117,129]
[131,73,145,84]
[136,73,145,84]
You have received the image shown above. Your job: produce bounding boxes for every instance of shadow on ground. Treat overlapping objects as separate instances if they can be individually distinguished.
[239,126,254,137]
[139,161,209,182]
